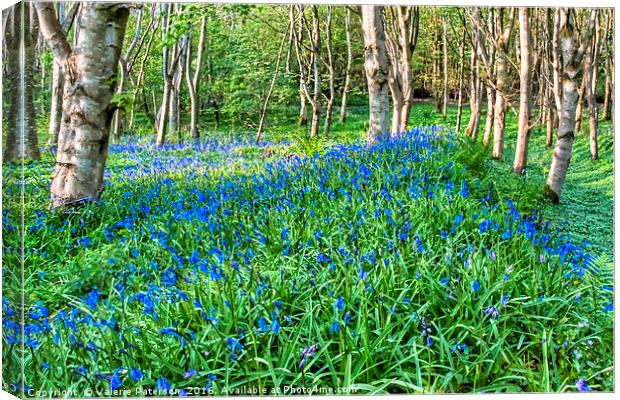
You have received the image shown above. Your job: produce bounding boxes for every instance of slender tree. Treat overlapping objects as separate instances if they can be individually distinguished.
[601,9,613,121]
[112,6,143,142]
[47,3,78,146]
[384,6,419,135]
[442,14,448,117]
[186,15,207,139]
[256,20,289,143]
[36,2,130,206]
[491,8,516,158]
[339,7,353,123]
[513,7,532,175]
[465,20,482,139]
[455,26,467,132]
[323,5,335,136]
[585,14,601,160]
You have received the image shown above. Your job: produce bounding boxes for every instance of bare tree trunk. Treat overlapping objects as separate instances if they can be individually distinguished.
[585,16,601,161]
[129,12,158,131]
[47,2,78,146]
[112,6,143,142]
[292,5,308,127]
[574,76,586,134]
[323,6,335,136]
[546,9,597,203]
[455,27,466,132]
[513,7,532,175]
[4,2,40,162]
[156,5,180,147]
[491,8,516,158]
[256,20,288,144]
[309,5,321,139]
[385,6,419,134]
[36,2,130,206]
[602,56,612,121]
[186,16,207,139]
[442,15,448,117]
[361,5,390,144]
[48,60,64,145]
[339,7,352,123]
[465,36,481,139]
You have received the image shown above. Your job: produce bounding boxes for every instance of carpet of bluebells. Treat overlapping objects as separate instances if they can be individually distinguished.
[2,126,614,396]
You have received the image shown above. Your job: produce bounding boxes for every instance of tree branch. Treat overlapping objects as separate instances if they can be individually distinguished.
[35,2,71,62]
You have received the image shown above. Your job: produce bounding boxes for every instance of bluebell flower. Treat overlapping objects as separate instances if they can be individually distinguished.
[334,296,345,312]
[460,180,469,198]
[343,312,352,325]
[472,280,480,293]
[484,305,500,319]
[110,369,123,391]
[130,368,143,381]
[575,379,589,392]
[183,369,197,379]
[440,277,449,286]
[330,321,340,333]
[157,377,171,392]
[258,316,268,333]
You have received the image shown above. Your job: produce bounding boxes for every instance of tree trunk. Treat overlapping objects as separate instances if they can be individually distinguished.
[602,56,612,120]
[361,5,390,144]
[491,8,516,157]
[156,5,174,146]
[323,6,335,137]
[585,18,600,161]
[36,2,130,206]
[455,27,466,132]
[385,6,418,135]
[442,15,448,117]
[186,16,207,139]
[465,38,481,139]
[48,60,64,146]
[513,8,532,175]
[546,9,597,203]
[293,5,308,127]
[482,85,495,146]
[309,5,321,139]
[112,6,142,142]
[4,2,40,162]
[574,76,586,134]
[256,20,288,144]
[339,7,352,123]
[129,13,158,131]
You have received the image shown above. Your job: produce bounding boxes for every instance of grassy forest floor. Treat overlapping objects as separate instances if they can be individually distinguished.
[2,103,614,395]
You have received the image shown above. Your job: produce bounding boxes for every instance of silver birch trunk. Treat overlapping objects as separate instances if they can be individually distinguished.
[546,9,597,203]
[36,2,130,206]
[361,5,390,144]
[513,8,532,175]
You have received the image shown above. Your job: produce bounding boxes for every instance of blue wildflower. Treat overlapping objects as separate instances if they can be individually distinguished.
[110,369,123,391]
[575,379,589,392]
[183,369,197,379]
[130,368,143,381]
[157,377,171,392]
[334,296,345,312]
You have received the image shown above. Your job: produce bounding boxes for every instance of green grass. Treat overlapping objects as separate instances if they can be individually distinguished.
[2,102,614,396]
